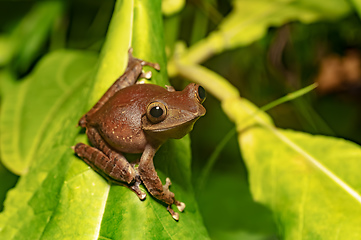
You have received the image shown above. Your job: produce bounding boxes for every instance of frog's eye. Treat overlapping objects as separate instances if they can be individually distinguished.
[146,102,167,123]
[196,85,206,103]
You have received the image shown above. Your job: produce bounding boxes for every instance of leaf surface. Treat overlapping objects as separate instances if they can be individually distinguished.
[0,50,100,239]
[93,1,209,239]
[223,97,361,239]
[0,0,209,239]
[0,50,96,175]
[0,1,63,71]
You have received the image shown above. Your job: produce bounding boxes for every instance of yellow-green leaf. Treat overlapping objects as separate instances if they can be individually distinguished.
[223,96,361,239]
[240,126,361,239]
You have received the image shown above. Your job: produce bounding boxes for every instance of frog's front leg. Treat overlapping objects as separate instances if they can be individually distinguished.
[138,145,185,220]
[79,48,160,127]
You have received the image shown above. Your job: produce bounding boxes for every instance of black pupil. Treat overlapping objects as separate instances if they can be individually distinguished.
[150,106,163,118]
[198,86,206,100]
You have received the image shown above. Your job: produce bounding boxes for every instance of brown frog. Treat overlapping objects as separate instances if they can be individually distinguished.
[73,49,206,220]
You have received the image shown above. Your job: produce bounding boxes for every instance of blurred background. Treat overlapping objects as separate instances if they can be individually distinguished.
[1,0,361,239]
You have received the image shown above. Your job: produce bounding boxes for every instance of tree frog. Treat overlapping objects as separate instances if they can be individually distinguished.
[73,49,206,220]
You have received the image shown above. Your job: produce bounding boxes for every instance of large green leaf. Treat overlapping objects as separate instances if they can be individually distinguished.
[223,97,361,239]
[0,0,209,239]
[0,1,63,71]
[0,50,99,239]
[242,128,361,239]
[0,50,96,175]
[94,1,208,238]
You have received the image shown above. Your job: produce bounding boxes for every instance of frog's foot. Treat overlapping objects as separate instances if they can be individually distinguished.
[175,200,186,212]
[141,61,160,71]
[166,201,185,221]
[108,176,146,201]
[165,85,176,92]
[138,150,186,220]
[162,178,185,217]
[139,71,152,79]
[128,47,160,71]
[162,178,186,210]
[167,205,180,221]
[129,175,146,200]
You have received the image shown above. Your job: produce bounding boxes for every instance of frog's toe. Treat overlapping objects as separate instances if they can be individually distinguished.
[129,184,146,200]
[141,61,160,71]
[166,177,172,186]
[139,71,152,79]
[130,176,146,200]
[167,206,179,221]
[138,191,147,200]
[175,201,185,212]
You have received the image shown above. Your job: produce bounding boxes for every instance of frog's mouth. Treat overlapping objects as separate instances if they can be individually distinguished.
[141,110,203,140]
[150,118,198,135]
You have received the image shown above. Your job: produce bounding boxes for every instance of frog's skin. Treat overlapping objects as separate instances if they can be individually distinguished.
[73,49,206,220]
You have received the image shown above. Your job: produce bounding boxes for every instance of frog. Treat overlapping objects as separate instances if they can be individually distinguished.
[73,49,206,220]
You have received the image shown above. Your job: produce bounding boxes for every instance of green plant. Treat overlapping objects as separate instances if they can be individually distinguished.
[1,0,361,239]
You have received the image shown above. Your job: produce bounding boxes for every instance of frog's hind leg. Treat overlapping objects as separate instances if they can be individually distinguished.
[72,143,146,200]
[78,48,160,127]
[87,127,146,197]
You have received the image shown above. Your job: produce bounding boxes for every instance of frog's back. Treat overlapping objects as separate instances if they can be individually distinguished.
[88,84,167,153]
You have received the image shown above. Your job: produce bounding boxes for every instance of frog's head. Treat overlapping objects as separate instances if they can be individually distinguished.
[142,83,206,142]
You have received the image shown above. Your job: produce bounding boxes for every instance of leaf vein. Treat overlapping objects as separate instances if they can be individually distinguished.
[271,127,361,204]
[23,64,91,173]
[56,54,74,91]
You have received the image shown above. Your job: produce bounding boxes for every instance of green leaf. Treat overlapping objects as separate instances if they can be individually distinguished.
[0,69,16,98]
[223,96,361,239]
[162,0,185,16]
[0,50,99,238]
[0,0,209,239]
[93,1,209,238]
[349,0,361,18]
[181,0,351,64]
[0,36,14,66]
[0,162,18,212]
[0,51,97,175]
[198,171,277,239]
[90,0,133,106]
[132,0,168,85]
[0,1,63,71]
[241,128,361,239]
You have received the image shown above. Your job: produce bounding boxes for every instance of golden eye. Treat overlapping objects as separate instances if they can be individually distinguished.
[146,102,167,123]
[196,85,206,103]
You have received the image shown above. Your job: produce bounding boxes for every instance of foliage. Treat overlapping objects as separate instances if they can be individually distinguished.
[1,0,361,239]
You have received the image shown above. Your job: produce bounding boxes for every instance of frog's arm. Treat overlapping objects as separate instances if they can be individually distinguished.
[138,144,185,221]
[78,48,160,127]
